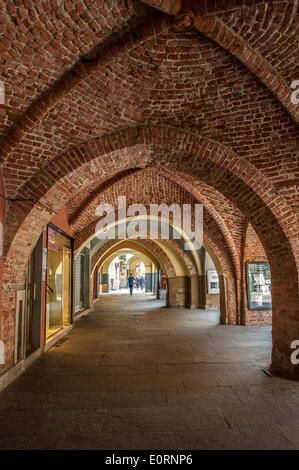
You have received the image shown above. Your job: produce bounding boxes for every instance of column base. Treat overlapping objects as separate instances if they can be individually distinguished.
[269,362,299,381]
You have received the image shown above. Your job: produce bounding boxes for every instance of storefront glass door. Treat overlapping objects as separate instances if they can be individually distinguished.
[62,246,71,325]
[46,226,72,339]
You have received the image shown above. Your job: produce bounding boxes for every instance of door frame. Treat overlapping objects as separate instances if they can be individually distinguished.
[44,223,74,344]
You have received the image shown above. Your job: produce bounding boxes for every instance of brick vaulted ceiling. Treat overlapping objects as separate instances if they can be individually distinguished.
[0,0,298,258]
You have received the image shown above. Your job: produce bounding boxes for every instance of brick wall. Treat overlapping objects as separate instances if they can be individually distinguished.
[0,1,298,377]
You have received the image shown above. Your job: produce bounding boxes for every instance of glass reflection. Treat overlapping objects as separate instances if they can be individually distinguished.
[246,261,272,310]
[46,226,72,339]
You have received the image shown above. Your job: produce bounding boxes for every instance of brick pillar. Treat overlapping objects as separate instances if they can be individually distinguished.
[270,267,299,380]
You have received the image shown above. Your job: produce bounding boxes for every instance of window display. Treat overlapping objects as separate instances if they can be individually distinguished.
[246,261,272,310]
[46,225,73,339]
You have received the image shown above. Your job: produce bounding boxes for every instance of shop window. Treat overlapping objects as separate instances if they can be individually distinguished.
[246,261,272,310]
[207,270,220,294]
[46,225,73,339]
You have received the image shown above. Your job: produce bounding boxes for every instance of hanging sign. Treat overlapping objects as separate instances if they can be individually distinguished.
[48,227,58,250]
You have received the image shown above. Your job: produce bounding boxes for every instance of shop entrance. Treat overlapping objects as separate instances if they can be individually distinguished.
[46,225,73,340]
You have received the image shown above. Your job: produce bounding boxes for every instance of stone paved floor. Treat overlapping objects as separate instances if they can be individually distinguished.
[0,292,299,450]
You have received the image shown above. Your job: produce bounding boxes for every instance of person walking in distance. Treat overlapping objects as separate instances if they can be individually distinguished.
[128,273,135,296]
[139,275,145,291]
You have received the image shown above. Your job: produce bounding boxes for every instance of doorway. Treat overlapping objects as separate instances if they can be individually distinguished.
[46,225,73,340]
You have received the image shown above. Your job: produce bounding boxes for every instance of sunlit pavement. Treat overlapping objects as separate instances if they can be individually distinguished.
[105,287,146,295]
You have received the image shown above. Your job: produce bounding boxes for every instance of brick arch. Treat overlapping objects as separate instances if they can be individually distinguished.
[74,207,234,280]
[7,126,298,266]
[1,2,297,201]
[70,169,195,233]
[3,126,299,377]
[127,255,149,273]
[69,168,141,227]
[1,0,296,171]
[68,169,239,284]
[76,216,238,323]
[68,166,241,280]
[90,238,178,279]
[0,12,170,168]
[217,2,298,85]
[87,229,198,279]
[88,229,238,324]
[149,167,241,279]
[152,238,197,277]
[0,0,147,140]
[140,0,298,123]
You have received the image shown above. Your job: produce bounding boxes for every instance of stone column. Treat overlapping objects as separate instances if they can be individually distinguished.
[197,274,206,309]
[218,274,227,324]
[166,276,189,307]
[188,275,200,309]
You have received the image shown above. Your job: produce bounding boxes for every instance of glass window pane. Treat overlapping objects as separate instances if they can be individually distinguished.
[246,261,272,310]
[46,226,72,339]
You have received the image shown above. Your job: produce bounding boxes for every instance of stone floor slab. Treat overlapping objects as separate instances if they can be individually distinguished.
[0,292,297,450]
